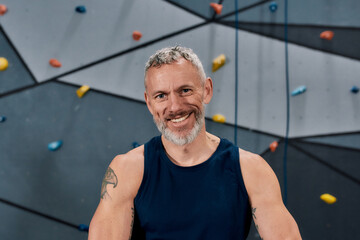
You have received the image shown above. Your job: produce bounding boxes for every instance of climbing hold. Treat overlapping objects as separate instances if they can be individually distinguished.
[291,85,306,96]
[210,3,223,15]
[0,57,9,71]
[0,4,7,16]
[76,85,90,98]
[212,114,226,123]
[350,86,359,94]
[320,193,337,204]
[269,2,278,12]
[269,141,278,152]
[320,31,334,41]
[132,142,140,148]
[78,224,89,232]
[0,116,6,122]
[48,140,63,151]
[75,6,86,13]
[212,54,226,72]
[132,31,142,41]
[49,58,62,68]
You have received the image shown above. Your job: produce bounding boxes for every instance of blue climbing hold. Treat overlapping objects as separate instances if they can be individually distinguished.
[350,86,359,94]
[78,224,89,232]
[132,142,140,148]
[0,116,6,122]
[291,85,307,96]
[48,140,63,151]
[75,6,86,13]
[269,2,278,12]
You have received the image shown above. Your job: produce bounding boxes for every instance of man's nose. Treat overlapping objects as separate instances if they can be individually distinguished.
[168,93,183,113]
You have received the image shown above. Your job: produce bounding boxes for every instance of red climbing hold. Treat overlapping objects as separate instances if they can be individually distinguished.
[132,31,142,41]
[210,3,223,15]
[0,4,7,16]
[320,31,334,40]
[269,141,279,152]
[49,58,62,68]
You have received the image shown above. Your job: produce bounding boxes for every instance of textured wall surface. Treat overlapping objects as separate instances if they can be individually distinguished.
[0,0,359,239]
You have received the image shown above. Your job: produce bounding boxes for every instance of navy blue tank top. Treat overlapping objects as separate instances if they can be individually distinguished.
[134,136,252,240]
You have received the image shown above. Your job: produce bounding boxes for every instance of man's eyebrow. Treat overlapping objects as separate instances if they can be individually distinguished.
[151,90,167,96]
[177,84,195,90]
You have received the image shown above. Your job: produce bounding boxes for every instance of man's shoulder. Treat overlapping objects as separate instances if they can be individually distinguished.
[238,148,279,197]
[110,145,145,179]
[238,148,264,166]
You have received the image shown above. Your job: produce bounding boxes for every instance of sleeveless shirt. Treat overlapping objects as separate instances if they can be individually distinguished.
[134,136,252,240]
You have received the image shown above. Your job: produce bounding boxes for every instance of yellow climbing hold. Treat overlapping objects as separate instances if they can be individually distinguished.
[212,54,226,72]
[212,114,226,123]
[76,85,90,98]
[320,193,337,204]
[0,57,9,71]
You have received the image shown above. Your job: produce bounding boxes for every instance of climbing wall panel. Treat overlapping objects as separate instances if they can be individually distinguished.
[0,29,34,95]
[0,0,203,82]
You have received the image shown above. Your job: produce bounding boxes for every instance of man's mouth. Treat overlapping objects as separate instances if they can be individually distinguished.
[169,113,191,123]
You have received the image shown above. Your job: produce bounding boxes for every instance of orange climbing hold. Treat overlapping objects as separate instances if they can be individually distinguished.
[320,31,334,40]
[49,58,62,68]
[0,5,7,16]
[269,141,278,152]
[210,3,223,15]
[132,31,142,41]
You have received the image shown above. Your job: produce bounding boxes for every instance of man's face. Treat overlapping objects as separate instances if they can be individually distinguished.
[144,58,213,145]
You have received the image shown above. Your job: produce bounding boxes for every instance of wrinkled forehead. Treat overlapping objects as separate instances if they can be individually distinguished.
[144,59,204,91]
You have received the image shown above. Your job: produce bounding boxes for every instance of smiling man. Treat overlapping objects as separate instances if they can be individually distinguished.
[89,46,302,240]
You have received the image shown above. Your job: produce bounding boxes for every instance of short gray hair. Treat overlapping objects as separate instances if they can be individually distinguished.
[144,46,206,88]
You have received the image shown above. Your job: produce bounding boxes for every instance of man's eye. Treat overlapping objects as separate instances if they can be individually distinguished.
[155,94,165,99]
[182,89,190,93]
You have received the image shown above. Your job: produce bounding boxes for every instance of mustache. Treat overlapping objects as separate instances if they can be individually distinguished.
[165,110,192,119]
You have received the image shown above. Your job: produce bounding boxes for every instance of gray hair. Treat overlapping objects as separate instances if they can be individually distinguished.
[144,46,206,88]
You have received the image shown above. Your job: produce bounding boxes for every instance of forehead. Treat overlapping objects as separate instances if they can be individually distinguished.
[145,59,201,90]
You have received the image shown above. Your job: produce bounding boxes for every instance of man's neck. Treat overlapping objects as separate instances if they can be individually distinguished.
[161,129,220,167]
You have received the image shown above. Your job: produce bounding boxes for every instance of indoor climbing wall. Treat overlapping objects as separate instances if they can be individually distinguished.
[0,0,359,239]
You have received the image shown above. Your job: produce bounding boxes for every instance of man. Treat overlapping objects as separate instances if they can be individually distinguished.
[89,46,302,240]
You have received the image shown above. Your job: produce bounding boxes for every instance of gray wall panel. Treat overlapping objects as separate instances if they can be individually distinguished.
[224,0,360,27]
[0,203,87,240]
[0,30,34,95]
[288,44,360,137]
[0,0,203,82]
[303,134,360,150]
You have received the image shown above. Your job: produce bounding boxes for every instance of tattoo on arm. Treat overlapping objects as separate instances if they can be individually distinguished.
[252,208,263,240]
[100,167,118,199]
[128,207,135,240]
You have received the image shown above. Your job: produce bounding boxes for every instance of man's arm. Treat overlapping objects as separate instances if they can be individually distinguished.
[240,149,301,240]
[88,147,144,240]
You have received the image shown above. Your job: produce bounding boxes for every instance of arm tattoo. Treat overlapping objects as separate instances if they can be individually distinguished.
[252,207,257,219]
[129,207,135,240]
[252,208,263,240]
[100,167,118,199]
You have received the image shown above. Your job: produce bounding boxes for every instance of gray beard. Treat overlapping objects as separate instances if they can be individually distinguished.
[154,109,205,146]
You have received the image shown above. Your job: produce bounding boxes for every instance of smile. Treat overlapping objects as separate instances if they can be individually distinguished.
[170,113,190,123]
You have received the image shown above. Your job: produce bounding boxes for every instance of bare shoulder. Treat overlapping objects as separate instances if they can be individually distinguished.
[238,148,281,201]
[102,145,145,201]
[111,145,145,172]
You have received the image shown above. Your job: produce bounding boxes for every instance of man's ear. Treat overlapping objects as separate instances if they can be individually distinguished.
[144,91,154,115]
[203,77,213,104]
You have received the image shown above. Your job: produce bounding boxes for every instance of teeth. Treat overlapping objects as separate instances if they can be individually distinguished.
[171,114,189,123]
